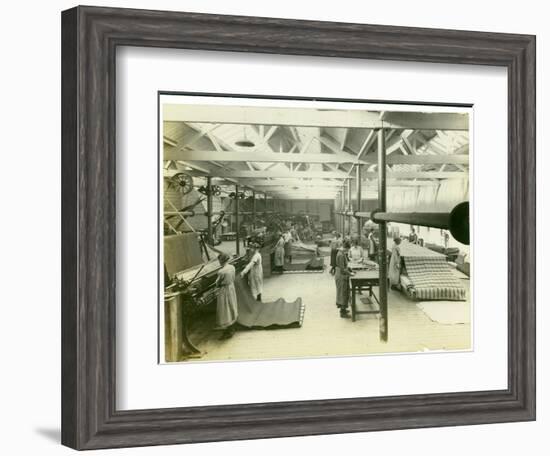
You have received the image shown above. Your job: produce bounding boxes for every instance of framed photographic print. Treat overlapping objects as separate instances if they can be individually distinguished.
[61,5,536,450]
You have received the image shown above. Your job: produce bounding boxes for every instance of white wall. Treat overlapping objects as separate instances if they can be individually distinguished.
[0,1,546,455]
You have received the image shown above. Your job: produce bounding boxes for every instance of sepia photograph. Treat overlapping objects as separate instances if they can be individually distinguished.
[160,95,471,363]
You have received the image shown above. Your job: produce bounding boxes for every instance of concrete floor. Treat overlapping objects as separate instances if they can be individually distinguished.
[187,254,471,363]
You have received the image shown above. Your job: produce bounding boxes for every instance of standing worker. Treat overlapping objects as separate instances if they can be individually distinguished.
[408,227,418,244]
[389,237,402,290]
[273,232,285,273]
[215,253,238,340]
[329,231,342,275]
[335,239,354,318]
[241,242,264,301]
[283,229,293,264]
[367,229,378,261]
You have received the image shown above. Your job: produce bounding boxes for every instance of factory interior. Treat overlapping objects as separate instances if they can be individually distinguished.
[162,104,471,363]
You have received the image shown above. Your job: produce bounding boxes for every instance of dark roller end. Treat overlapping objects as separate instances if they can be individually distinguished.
[449,202,470,245]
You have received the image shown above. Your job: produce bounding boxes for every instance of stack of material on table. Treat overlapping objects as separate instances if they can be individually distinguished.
[398,241,466,301]
[349,259,378,271]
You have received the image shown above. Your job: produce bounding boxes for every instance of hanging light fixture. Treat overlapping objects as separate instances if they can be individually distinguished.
[234,125,255,148]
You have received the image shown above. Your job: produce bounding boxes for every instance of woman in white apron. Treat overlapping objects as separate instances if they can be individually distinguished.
[389,237,402,290]
[241,243,264,301]
[215,252,238,339]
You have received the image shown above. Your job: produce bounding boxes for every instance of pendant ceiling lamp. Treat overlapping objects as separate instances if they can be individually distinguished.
[235,125,255,148]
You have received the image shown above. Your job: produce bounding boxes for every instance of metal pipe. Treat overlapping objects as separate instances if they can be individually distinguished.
[348,179,353,236]
[373,212,448,228]
[252,190,256,229]
[356,164,362,238]
[378,129,388,342]
[235,184,240,255]
[336,210,372,218]
[371,202,469,245]
[206,177,213,244]
[341,187,346,235]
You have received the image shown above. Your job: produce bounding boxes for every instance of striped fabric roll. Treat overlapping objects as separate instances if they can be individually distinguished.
[403,255,466,301]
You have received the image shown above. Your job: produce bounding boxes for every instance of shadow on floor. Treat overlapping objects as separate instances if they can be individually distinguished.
[34,427,60,443]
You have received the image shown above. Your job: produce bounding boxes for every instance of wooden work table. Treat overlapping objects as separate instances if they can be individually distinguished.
[349,269,381,322]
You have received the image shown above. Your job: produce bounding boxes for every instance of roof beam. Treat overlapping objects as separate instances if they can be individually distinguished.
[164,105,469,130]
[385,154,469,165]
[166,148,468,166]
[181,168,465,180]
[165,149,366,164]
[356,130,377,160]
[340,128,349,151]
[204,170,348,179]
[317,133,357,157]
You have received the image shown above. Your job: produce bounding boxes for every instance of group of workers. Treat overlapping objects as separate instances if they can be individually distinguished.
[329,232,376,318]
[329,228,407,318]
[329,230,379,272]
[272,225,299,273]
[214,223,411,337]
[214,242,264,340]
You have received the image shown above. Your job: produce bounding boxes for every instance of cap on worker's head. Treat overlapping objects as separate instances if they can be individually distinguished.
[218,252,230,263]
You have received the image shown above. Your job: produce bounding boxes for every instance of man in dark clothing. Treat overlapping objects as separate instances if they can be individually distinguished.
[329,231,342,275]
[334,239,354,318]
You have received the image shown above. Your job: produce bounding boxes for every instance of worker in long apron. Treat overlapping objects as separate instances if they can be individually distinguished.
[241,242,264,301]
[335,239,354,318]
[389,236,402,290]
[215,252,238,339]
[273,232,285,273]
[283,229,293,264]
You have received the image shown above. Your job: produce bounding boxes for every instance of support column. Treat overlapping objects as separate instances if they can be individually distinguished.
[377,129,388,342]
[347,177,352,237]
[252,190,256,230]
[235,184,240,256]
[206,176,213,244]
[341,186,346,235]
[356,164,362,240]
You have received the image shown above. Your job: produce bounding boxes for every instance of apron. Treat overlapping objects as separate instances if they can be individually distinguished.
[216,264,238,328]
[242,251,264,297]
[274,238,285,267]
[389,245,401,286]
[334,250,351,307]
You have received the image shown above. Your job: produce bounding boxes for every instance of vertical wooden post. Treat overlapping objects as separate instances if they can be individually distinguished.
[252,190,256,229]
[347,179,353,236]
[235,184,240,255]
[356,164,362,240]
[377,129,388,342]
[206,176,213,244]
[164,294,183,362]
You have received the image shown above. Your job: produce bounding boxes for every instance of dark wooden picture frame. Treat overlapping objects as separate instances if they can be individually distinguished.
[61,6,536,450]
